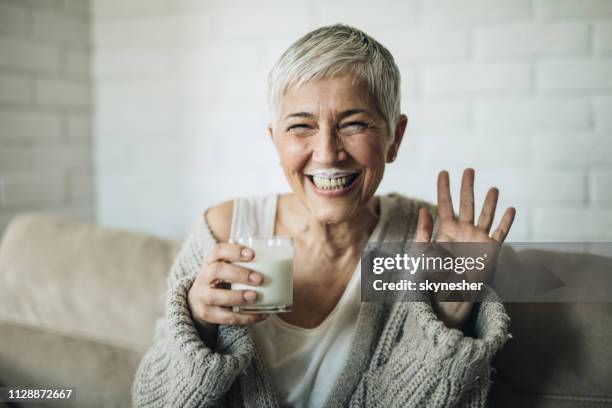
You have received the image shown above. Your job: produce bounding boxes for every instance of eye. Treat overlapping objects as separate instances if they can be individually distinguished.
[286,123,312,132]
[340,121,369,131]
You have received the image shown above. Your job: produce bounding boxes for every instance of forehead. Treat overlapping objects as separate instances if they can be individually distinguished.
[280,74,376,116]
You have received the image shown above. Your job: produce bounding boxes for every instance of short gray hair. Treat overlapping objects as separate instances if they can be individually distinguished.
[267,24,401,136]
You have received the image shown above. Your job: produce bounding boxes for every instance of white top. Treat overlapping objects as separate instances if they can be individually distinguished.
[229,194,389,408]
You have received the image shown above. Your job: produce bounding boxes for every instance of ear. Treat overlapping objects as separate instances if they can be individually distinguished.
[386,114,408,163]
[268,124,274,142]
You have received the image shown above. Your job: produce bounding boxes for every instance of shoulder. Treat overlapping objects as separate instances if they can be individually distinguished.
[384,193,437,220]
[203,194,277,243]
[380,193,438,242]
[203,199,234,243]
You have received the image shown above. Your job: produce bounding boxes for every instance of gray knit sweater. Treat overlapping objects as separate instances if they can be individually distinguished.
[132,193,510,407]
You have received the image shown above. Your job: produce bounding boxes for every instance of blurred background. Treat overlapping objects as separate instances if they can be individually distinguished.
[0,0,611,241]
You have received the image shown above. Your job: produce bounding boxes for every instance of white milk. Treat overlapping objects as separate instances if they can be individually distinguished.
[232,243,293,312]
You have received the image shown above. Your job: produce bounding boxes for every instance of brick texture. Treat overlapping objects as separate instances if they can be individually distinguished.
[84,0,612,240]
[0,0,94,236]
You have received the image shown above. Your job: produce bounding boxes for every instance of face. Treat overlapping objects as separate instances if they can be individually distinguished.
[269,73,407,223]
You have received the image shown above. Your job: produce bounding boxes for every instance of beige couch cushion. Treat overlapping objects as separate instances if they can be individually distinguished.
[0,213,181,352]
[491,302,612,407]
[0,319,142,408]
[1,214,611,407]
[489,248,612,406]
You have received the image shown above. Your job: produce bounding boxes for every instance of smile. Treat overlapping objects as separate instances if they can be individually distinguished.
[304,170,362,196]
[310,173,360,190]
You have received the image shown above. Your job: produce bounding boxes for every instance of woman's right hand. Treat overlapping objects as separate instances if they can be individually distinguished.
[187,243,268,330]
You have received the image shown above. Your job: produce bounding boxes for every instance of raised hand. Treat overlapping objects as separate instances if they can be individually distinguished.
[415,168,516,330]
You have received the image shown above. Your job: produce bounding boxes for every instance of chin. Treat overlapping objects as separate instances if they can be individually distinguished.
[304,195,362,224]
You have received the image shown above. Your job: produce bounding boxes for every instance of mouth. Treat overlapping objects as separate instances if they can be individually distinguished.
[304,170,362,195]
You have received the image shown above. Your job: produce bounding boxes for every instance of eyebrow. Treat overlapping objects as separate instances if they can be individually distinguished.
[284,112,315,120]
[283,108,370,121]
[338,108,369,120]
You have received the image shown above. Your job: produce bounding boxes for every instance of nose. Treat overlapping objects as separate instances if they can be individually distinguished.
[312,126,347,165]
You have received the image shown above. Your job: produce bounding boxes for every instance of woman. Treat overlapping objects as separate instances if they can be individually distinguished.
[133,24,516,407]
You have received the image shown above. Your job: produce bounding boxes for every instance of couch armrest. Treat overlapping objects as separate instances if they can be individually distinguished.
[0,213,181,352]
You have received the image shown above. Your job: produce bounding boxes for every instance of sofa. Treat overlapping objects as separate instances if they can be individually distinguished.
[0,214,181,408]
[0,214,611,407]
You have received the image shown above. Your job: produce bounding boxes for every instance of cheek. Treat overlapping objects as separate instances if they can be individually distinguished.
[276,138,310,171]
[344,136,387,165]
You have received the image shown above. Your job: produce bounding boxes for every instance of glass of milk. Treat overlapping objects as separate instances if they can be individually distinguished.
[230,236,293,313]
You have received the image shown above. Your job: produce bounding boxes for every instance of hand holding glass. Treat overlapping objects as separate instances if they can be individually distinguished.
[230,236,294,313]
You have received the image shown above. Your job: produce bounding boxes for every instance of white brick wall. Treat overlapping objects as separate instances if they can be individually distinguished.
[535,0,612,18]
[536,59,612,90]
[474,23,590,57]
[0,36,62,72]
[595,97,612,129]
[475,97,592,131]
[423,63,532,95]
[0,0,94,234]
[0,111,62,140]
[422,0,531,22]
[91,0,612,241]
[595,21,612,52]
[591,172,612,203]
[0,73,30,104]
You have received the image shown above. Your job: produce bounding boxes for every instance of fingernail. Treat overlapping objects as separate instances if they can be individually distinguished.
[241,248,253,258]
[244,291,257,302]
[249,272,263,284]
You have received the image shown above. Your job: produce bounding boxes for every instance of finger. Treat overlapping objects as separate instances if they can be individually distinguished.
[492,207,516,243]
[415,208,433,242]
[477,187,499,233]
[437,170,455,221]
[200,306,268,326]
[207,262,263,285]
[459,168,475,224]
[202,287,258,306]
[204,243,254,264]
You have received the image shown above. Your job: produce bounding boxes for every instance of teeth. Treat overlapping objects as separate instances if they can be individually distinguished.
[312,175,355,190]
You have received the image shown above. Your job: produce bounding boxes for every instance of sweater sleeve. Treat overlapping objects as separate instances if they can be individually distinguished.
[352,286,510,408]
[131,217,255,408]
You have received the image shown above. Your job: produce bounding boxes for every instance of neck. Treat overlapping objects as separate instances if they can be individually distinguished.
[280,194,381,258]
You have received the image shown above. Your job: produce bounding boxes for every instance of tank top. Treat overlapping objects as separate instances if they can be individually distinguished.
[229,194,389,408]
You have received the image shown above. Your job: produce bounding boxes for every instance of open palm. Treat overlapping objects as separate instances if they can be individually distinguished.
[415,168,516,329]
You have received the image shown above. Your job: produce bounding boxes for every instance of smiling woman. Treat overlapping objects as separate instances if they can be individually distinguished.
[132,24,515,408]
[272,74,402,222]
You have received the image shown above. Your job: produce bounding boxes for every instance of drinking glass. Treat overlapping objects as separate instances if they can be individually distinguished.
[230,236,293,313]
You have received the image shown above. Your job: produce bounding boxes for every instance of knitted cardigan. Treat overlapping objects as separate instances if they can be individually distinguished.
[132,193,510,408]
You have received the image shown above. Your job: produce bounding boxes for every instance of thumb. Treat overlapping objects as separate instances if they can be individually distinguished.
[415,208,433,242]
